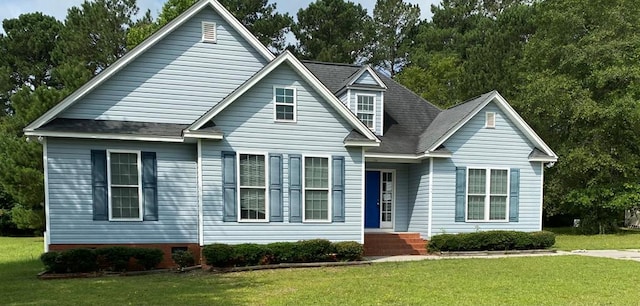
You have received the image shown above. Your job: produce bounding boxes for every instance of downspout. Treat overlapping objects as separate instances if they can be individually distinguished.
[361,146,366,244]
[197,139,203,246]
[428,157,433,239]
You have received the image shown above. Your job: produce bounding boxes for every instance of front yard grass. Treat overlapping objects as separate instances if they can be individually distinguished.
[4,237,640,305]
[547,227,640,250]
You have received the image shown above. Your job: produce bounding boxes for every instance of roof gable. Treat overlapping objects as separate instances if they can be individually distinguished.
[25,0,274,133]
[347,66,387,89]
[189,51,379,142]
[419,91,557,159]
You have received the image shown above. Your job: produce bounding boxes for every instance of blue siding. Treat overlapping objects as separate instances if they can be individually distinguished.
[61,7,268,124]
[407,160,429,235]
[430,102,542,235]
[201,64,364,244]
[349,89,384,136]
[366,163,409,232]
[47,139,198,244]
[354,71,378,85]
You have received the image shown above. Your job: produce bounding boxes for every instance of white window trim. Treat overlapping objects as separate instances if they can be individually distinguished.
[237,152,269,223]
[465,167,510,223]
[302,154,332,223]
[485,112,496,128]
[355,93,376,131]
[107,150,143,222]
[273,86,297,122]
[201,21,217,43]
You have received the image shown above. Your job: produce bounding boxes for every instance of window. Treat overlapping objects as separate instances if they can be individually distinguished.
[485,112,496,128]
[467,168,508,221]
[274,87,296,121]
[202,21,216,43]
[108,151,142,220]
[304,157,330,221]
[356,94,375,129]
[239,154,267,221]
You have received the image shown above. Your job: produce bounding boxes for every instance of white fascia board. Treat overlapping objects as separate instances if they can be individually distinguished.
[427,91,558,159]
[183,130,224,140]
[25,0,274,133]
[529,156,558,162]
[24,130,185,143]
[190,51,379,142]
[344,140,380,147]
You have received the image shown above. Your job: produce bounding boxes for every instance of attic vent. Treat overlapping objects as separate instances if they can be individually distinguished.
[485,112,496,128]
[202,21,216,43]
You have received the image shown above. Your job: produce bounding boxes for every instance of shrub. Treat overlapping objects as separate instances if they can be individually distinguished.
[95,247,132,271]
[233,244,271,266]
[531,231,556,248]
[172,250,195,269]
[132,248,164,270]
[334,241,363,261]
[63,248,98,273]
[267,242,298,263]
[203,243,236,267]
[297,239,334,262]
[40,252,65,273]
[428,231,556,252]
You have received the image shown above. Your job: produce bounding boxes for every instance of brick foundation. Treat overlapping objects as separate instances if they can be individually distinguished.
[364,233,428,256]
[48,243,201,269]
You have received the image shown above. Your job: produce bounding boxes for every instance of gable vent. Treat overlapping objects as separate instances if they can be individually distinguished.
[485,112,496,128]
[202,21,216,43]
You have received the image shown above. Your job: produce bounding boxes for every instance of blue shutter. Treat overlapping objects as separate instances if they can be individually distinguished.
[455,167,466,222]
[509,168,520,222]
[332,156,345,222]
[142,152,158,221]
[269,154,283,222]
[91,150,108,221]
[289,155,302,223]
[222,151,237,222]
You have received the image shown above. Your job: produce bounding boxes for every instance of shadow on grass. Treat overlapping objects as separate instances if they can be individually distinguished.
[0,257,268,305]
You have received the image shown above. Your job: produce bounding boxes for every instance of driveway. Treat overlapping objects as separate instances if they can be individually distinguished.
[568,249,640,262]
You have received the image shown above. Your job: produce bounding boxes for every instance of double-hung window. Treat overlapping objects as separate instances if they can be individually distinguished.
[108,151,142,221]
[356,94,375,129]
[467,168,509,221]
[304,157,330,221]
[274,87,296,121]
[239,154,267,221]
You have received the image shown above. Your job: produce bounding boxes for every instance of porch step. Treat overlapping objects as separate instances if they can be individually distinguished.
[364,233,428,256]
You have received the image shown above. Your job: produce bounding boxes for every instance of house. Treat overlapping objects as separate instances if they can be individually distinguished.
[24,0,557,265]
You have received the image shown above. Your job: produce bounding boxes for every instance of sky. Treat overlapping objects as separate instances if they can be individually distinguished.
[0,0,439,30]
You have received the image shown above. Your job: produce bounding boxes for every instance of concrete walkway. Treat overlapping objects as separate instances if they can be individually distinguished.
[366,250,640,263]
[568,249,640,262]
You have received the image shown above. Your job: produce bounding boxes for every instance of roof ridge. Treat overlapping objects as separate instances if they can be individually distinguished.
[301,60,362,68]
[446,90,496,110]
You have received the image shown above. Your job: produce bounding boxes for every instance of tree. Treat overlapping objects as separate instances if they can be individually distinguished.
[127,0,292,52]
[367,0,420,76]
[293,0,373,63]
[515,0,640,233]
[53,0,139,76]
[218,0,292,51]
[0,13,63,113]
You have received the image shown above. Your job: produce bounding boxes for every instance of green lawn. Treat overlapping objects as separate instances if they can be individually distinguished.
[548,227,640,250]
[3,237,640,305]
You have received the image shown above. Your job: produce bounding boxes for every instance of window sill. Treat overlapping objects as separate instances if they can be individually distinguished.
[237,219,270,223]
[109,218,144,222]
[273,120,297,123]
[464,220,510,223]
[302,220,332,224]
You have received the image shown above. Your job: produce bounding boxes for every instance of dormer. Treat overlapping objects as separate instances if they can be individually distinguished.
[337,66,387,136]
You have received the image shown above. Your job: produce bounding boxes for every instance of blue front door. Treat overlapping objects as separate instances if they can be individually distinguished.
[365,171,380,228]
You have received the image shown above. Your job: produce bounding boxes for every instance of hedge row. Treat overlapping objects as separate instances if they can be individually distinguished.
[203,239,363,267]
[41,247,164,273]
[428,231,556,252]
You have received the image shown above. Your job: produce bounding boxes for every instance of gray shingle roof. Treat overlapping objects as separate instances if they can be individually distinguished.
[39,118,189,137]
[304,61,443,154]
